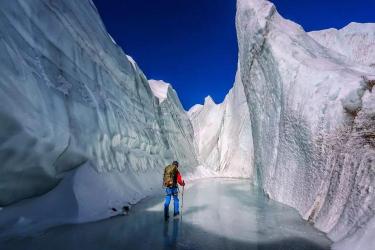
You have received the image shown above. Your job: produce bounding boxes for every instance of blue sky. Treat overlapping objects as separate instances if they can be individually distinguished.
[92,0,375,110]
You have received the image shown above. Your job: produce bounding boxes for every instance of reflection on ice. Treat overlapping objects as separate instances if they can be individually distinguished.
[0,179,331,250]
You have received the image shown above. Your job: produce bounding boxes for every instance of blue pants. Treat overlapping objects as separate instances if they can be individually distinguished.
[164,187,179,217]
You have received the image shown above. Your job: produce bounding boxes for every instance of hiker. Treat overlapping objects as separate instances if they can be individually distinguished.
[163,161,185,220]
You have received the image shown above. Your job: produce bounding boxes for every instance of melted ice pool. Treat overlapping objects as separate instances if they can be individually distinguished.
[1,179,331,250]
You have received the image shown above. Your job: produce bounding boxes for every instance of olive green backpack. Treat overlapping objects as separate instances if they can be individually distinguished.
[163,164,177,187]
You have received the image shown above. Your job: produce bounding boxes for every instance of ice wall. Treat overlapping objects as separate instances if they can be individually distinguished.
[188,72,253,178]
[309,23,375,67]
[236,0,375,248]
[0,0,198,232]
[148,80,198,169]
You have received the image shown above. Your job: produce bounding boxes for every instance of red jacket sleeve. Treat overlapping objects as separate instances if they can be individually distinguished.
[176,171,184,186]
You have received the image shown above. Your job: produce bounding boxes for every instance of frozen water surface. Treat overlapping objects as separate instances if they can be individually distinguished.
[0,179,331,250]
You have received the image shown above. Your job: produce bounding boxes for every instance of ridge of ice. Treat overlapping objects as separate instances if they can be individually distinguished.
[204,95,216,105]
[187,104,203,117]
[309,22,375,66]
[189,71,253,178]
[126,55,137,68]
[148,79,170,103]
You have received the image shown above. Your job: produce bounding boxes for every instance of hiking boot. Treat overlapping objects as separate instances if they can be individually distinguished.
[164,207,169,221]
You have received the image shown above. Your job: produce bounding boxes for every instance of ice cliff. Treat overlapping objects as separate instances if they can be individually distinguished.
[0,0,198,233]
[187,0,375,248]
[235,0,375,249]
[188,71,253,178]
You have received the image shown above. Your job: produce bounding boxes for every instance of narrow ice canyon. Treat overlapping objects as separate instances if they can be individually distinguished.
[0,0,374,249]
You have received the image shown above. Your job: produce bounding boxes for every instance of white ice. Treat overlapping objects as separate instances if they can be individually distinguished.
[0,0,198,235]
[148,80,170,103]
[236,0,375,248]
[188,71,253,178]
[309,22,375,66]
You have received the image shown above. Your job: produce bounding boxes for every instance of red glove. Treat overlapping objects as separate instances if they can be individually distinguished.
[182,181,185,186]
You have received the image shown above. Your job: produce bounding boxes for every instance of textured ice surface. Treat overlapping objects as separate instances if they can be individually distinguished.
[309,23,375,66]
[188,71,253,178]
[236,0,375,248]
[0,0,198,233]
[0,179,332,250]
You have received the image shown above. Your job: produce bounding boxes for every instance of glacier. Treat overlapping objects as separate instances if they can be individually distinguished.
[0,0,374,249]
[0,0,201,234]
[188,2,375,247]
[235,0,375,249]
[188,71,253,178]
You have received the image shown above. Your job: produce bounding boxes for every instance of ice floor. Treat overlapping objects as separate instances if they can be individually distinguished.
[0,179,331,250]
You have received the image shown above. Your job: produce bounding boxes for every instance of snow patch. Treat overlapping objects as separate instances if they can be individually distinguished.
[204,95,216,105]
[126,55,137,68]
[309,22,375,66]
[148,79,170,103]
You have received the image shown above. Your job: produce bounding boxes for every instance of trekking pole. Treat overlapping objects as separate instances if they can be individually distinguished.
[180,185,184,220]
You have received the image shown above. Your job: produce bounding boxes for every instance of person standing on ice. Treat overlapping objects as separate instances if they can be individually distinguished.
[163,161,185,221]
